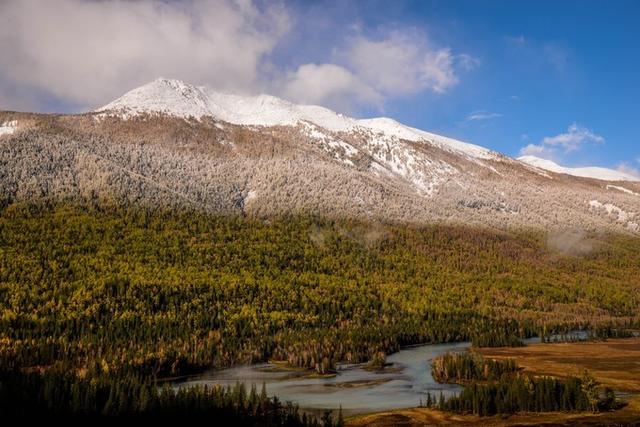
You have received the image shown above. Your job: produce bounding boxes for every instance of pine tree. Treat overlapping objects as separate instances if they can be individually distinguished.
[321,410,333,427]
[336,405,344,427]
[581,370,600,412]
[260,381,268,401]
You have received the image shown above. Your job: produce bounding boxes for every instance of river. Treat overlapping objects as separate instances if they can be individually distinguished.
[173,330,630,415]
[174,341,471,415]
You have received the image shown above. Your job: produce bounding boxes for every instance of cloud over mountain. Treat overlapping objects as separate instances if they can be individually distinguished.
[342,30,463,96]
[520,123,605,161]
[0,0,290,109]
[0,0,470,114]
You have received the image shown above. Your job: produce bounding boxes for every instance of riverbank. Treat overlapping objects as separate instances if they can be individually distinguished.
[347,337,640,426]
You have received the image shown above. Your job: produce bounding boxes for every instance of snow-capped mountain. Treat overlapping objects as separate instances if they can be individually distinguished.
[96,78,511,198]
[2,78,640,233]
[98,78,497,161]
[518,155,639,182]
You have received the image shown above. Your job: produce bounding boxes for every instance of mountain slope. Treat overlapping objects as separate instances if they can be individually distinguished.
[1,78,639,234]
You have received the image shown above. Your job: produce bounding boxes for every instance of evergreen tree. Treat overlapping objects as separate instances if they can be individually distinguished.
[581,370,600,413]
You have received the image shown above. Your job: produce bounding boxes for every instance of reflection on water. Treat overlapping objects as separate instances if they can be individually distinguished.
[175,341,471,415]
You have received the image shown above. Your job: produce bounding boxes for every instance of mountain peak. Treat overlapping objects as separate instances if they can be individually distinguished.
[96,79,497,161]
[98,78,211,119]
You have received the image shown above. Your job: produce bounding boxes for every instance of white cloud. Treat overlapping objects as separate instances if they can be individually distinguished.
[519,123,604,161]
[541,123,604,152]
[0,0,290,109]
[280,29,471,113]
[281,63,381,112]
[343,31,464,96]
[466,111,502,121]
[519,143,557,160]
[0,1,474,114]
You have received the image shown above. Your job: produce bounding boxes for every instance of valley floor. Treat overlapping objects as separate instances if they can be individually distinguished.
[347,338,640,427]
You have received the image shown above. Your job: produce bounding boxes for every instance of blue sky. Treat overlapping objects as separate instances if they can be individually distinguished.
[1,0,638,173]
[278,0,640,171]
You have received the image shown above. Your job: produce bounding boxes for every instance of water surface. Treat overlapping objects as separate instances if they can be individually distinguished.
[176,341,471,415]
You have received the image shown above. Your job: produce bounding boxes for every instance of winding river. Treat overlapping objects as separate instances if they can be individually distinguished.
[175,341,471,415]
[174,331,615,415]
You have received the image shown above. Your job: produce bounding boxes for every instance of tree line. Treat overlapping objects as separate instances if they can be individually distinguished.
[0,367,348,425]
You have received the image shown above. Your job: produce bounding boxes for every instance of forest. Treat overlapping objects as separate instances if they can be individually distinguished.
[429,352,619,416]
[0,367,346,425]
[431,351,519,383]
[1,202,640,418]
[436,368,618,416]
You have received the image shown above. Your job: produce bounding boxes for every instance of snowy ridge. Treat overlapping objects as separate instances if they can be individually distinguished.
[98,79,638,186]
[358,117,494,160]
[97,78,497,160]
[518,155,639,182]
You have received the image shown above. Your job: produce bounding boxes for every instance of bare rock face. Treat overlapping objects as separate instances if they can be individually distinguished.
[1,78,639,234]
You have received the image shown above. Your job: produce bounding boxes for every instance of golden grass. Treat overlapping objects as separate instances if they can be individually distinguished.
[476,337,640,393]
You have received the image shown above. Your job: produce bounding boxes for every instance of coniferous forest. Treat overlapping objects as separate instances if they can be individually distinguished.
[0,368,331,424]
[429,352,619,416]
[438,370,618,416]
[1,202,640,419]
[431,352,519,383]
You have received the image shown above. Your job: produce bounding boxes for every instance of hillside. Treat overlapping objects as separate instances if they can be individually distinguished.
[1,78,639,234]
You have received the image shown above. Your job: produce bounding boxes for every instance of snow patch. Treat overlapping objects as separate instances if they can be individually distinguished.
[589,200,638,231]
[300,122,358,166]
[219,140,235,148]
[245,190,257,202]
[0,120,18,136]
[356,117,497,160]
[607,185,639,196]
[589,200,631,221]
[519,156,640,182]
[361,131,457,196]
